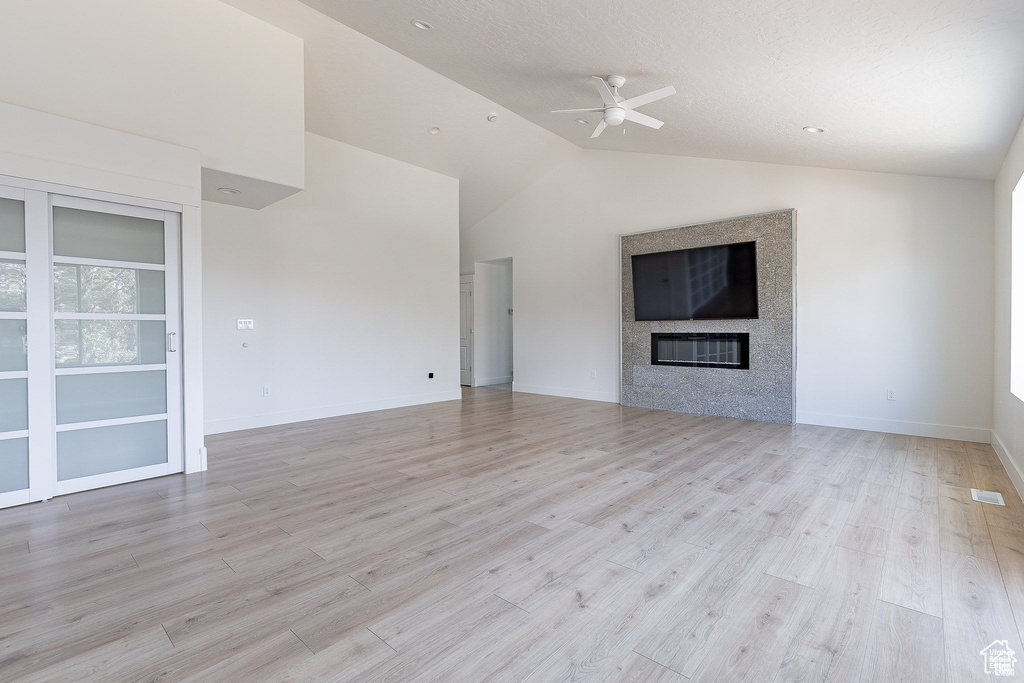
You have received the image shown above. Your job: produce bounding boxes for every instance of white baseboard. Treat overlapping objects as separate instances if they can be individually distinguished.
[204,389,463,435]
[512,382,619,404]
[795,411,991,443]
[990,431,1024,503]
[475,375,512,387]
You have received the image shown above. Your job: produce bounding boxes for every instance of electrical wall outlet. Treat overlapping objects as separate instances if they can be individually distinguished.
[886,389,896,401]
[237,319,254,330]
[262,386,271,398]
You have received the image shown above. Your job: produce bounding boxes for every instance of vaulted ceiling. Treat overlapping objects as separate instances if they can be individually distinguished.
[225,0,577,229]
[228,0,1024,226]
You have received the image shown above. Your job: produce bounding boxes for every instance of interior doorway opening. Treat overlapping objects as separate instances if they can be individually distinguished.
[460,258,513,389]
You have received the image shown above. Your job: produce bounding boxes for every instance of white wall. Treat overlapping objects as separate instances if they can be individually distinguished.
[993,114,1024,494]
[472,260,513,386]
[0,0,305,203]
[202,133,460,434]
[462,149,994,441]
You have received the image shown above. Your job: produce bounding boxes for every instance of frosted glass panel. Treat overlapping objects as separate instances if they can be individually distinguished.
[57,420,167,481]
[0,259,26,312]
[0,438,28,494]
[138,270,165,314]
[0,379,28,432]
[0,320,27,372]
[54,264,164,314]
[57,371,166,424]
[0,198,25,253]
[55,320,165,367]
[53,207,164,264]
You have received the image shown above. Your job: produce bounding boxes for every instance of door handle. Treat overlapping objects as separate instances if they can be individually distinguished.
[167,332,177,353]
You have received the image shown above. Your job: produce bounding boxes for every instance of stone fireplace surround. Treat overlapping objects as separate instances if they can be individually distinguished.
[620,210,795,424]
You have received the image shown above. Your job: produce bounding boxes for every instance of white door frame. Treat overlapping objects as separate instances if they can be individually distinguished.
[0,176,198,508]
[468,259,514,390]
[0,173,203,478]
[460,275,473,387]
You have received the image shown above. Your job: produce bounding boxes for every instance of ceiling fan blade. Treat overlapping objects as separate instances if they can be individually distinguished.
[623,109,664,129]
[620,85,677,110]
[591,76,618,107]
[551,107,606,113]
[590,119,607,138]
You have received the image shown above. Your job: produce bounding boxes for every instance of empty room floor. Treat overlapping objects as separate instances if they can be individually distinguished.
[2,388,1023,681]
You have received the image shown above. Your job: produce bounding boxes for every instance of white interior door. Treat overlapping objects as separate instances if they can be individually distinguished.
[0,184,183,508]
[460,277,473,386]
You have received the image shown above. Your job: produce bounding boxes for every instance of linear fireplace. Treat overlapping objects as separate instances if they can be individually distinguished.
[622,210,793,422]
[651,332,750,370]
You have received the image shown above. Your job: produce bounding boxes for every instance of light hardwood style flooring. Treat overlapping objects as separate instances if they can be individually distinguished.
[2,388,1024,681]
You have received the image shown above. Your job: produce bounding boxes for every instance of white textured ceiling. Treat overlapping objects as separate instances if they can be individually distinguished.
[224,0,577,228]
[298,0,1024,181]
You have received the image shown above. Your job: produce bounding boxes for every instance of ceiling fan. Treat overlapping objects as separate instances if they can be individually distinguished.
[552,75,677,138]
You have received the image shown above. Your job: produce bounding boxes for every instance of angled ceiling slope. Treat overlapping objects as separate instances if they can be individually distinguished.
[224,0,577,228]
[300,0,1024,180]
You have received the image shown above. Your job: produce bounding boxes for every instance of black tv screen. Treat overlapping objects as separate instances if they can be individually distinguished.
[631,242,758,320]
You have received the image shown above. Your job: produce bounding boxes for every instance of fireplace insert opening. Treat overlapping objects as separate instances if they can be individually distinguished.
[651,332,749,369]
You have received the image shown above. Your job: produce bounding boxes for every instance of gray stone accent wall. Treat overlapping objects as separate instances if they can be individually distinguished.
[621,210,795,423]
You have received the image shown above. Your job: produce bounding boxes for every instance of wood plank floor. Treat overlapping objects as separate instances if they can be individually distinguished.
[2,387,1024,681]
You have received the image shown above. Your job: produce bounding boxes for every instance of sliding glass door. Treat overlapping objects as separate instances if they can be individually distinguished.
[0,186,182,507]
[51,196,182,495]
[0,188,30,508]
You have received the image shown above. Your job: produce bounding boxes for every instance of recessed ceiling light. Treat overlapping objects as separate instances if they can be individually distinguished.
[428,126,441,135]
[803,126,825,133]
[576,118,589,125]
[217,187,241,195]
[411,19,433,30]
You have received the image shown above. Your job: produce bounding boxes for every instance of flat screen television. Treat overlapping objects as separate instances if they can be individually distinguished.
[631,241,758,320]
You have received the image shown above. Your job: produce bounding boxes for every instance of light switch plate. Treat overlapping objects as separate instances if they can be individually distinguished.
[237,319,254,330]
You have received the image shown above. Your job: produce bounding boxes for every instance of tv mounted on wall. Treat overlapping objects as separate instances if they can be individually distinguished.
[631,241,758,320]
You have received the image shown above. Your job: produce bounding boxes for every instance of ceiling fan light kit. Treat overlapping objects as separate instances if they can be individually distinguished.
[604,107,625,126]
[552,75,677,138]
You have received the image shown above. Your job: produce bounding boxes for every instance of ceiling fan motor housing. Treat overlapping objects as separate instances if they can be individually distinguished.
[604,106,625,126]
